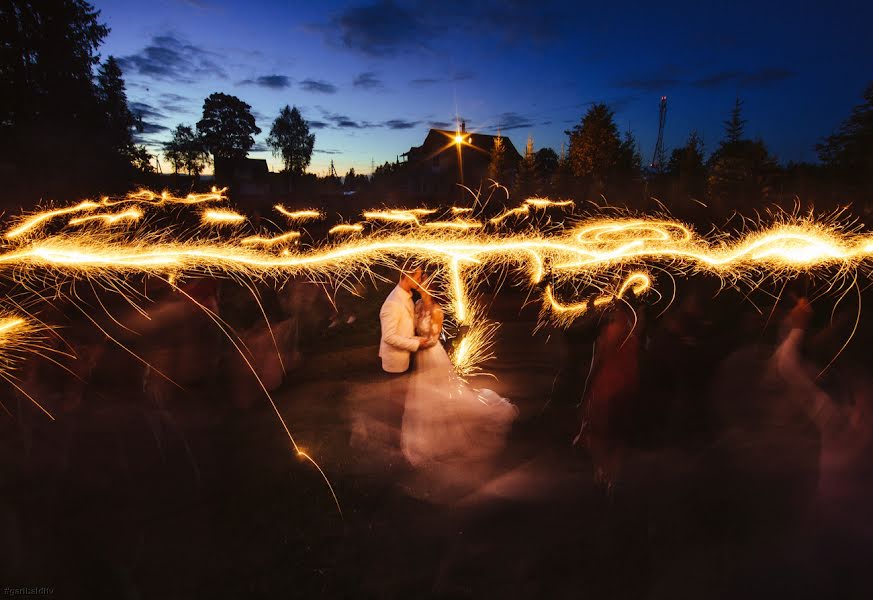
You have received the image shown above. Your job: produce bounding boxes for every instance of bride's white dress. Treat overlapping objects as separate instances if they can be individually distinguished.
[401,300,517,470]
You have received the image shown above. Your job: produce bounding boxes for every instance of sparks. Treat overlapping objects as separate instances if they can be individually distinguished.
[274,206,323,220]
[201,208,246,225]
[68,207,144,227]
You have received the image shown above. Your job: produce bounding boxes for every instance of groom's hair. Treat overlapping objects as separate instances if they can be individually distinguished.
[399,259,424,276]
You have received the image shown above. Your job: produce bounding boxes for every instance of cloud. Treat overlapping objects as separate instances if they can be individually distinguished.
[250,142,268,152]
[136,122,170,138]
[317,1,568,57]
[409,71,475,87]
[383,119,420,130]
[428,121,452,129]
[129,101,165,121]
[314,148,343,154]
[117,32,226,83]
[316,108,377,129]
[353,71,383,90]
[307,120,329,129]
[611,66,796,94]
[157,92,192,113]
[320,0,432,57]
[239,75,292,89]
[692,67,796,89]
[613,77,682,92]
[737,67,795,86]
[300,78,338,94]
[495,112,534,131]
[410,78,441,87]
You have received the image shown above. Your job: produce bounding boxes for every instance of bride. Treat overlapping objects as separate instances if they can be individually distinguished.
[400,275,518,483]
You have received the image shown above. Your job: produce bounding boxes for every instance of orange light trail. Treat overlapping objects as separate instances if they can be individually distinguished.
[201,208,246,225]
[68,207,143,227]
[274,206,323,220]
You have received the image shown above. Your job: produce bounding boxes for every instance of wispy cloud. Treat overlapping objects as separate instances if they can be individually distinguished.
[614,67,796,92]
[353,71,383,90]
[383,119,420,129]
[300,78,338,94]
[117,32,226,83]
[239,74,292,89]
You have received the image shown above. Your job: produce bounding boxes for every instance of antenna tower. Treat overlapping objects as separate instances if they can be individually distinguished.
[650,96,667,171]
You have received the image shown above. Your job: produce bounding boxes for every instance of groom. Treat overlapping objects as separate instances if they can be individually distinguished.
[379,265,435,433]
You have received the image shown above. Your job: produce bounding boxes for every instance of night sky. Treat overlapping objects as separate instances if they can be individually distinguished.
[96,0,873,175]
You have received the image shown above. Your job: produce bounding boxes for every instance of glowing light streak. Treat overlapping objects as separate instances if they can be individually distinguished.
[524,198,574,208]
[6,201,101,239]
[68,207,143,227]
[240,231,301,246]
[274,206,322,220]
[328,223,364,235]
[362,210,419,223]
[489,205,529,224]
[201,209,246,225]
[423,220,484,230]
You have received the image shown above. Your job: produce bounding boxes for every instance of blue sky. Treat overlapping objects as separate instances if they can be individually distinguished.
[95,0,873,175]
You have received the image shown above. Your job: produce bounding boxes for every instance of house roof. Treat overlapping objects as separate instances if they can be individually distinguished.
[405,129,522,161]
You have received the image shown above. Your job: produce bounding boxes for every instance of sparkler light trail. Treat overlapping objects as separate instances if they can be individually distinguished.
[3,191,873,385]
[68,207,143,227]
[274,206,323,220]
[240,231,301,246]
[328,223,364,235]
[4,190,873,516]
[201,208,246,225]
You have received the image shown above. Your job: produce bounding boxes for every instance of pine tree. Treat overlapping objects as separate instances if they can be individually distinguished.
[487,133,507,183]
[551,142,575,198]
[513,134,539,198]
[96,56,138,162]
[725,97,746,145]
[816,82,873,188]
[567,103,621,187]
[707,99,776,206]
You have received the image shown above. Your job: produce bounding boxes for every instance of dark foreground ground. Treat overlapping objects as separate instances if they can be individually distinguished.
[2,286,872,599]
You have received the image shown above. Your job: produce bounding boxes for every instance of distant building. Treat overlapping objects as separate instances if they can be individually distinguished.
[402,122,522,202]
[214,157,292,213]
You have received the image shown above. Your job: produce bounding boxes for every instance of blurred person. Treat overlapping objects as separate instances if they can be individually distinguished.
[575,296,645,493]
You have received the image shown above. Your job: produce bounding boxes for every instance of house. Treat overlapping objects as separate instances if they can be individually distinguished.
[214,157,295,213]
[402,122,522,202]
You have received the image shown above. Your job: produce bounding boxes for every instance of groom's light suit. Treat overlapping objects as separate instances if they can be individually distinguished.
[379,285,421,373]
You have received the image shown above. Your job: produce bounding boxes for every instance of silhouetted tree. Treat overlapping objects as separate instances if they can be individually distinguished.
[567,103,621,189]
[197,93,260,160]
[817,82,873,189]
[487,134,508,183]
[266,105,314,176]
[344,167,365,191]
[707,99,777,207]
[1,0,114,198]
[615,130,642,178]
[534,147,559,182]
[129,145,155,173]
[164,125,209,176]
[514,135,539,198]
[725,97,747,145]
[668,131,706,197]
[551,143,574,198]
[96,56,139,163]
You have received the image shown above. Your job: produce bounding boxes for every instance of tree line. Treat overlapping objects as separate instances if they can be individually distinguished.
[2,0,871,215]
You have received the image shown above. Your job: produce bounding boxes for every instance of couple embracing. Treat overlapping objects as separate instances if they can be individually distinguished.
[379,264,517,476]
